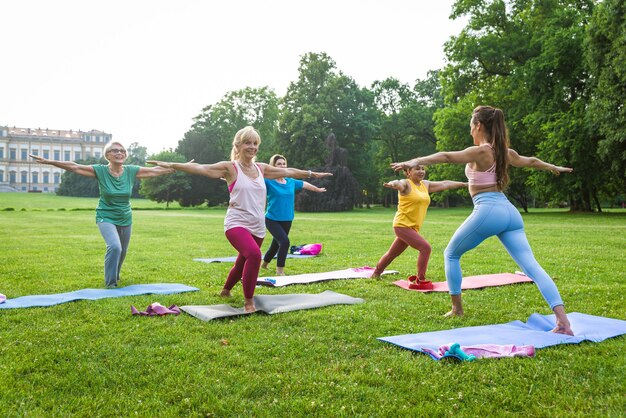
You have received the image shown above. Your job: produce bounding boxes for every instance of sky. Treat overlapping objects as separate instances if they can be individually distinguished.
[1,0,467,154]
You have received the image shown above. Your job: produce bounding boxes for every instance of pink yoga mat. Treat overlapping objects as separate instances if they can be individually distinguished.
[393,272,533,293]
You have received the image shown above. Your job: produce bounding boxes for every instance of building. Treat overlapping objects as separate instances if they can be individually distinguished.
[0,126,111,192]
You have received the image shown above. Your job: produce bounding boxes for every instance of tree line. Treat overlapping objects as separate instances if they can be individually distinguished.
[60,0,624,212]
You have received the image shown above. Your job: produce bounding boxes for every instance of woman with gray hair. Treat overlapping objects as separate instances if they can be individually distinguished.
[30,141,174,287]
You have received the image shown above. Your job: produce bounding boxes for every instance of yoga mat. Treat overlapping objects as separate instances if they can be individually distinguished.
[393,272,533,293]
[257,267,398,287]
[0,284,199,309]
[181,290,364,321]
[378,312,626,360]
[194,254,316,263]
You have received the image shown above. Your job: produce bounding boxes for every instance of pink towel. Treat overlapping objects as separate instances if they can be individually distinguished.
[131,303,181,316]
[0,293,6,304]
[438,344,535,359]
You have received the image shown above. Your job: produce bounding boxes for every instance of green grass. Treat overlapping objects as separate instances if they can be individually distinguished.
[1,194,625,417]
[0,192,185,210]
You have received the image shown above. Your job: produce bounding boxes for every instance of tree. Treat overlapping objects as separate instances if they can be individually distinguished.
[176,87,279,206]
[140,151,191,208]
[370,76,440,206]
[439,0,597,211]
[585,0,626,193]
[126,142,148,198]
[278,52,379,207]
[56,157,101,197]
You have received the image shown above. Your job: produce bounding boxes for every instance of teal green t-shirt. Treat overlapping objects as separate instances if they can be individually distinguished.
[92,164,141,226]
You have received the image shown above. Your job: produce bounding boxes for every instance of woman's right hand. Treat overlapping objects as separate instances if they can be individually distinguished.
[29,154,48,164]
[147,160,172,169]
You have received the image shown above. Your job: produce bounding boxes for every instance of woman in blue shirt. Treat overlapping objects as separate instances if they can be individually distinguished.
[261,154,326,276]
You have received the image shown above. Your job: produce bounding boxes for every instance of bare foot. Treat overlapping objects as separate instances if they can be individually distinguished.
[244,299,256,313]
[261,261,269,269]
[551,306,573,335]
[370,270,383,279]
[219,289,232,298]
[551,325,574,336]
[446,295,464,317]
[276,267,285,276]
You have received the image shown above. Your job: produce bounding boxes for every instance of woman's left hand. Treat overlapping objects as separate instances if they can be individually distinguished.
[311,172,333,178]
[390,161,413,172]
[551,165,573,175]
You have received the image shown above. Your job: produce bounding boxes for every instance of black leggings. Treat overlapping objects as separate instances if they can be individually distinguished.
[263,218,293,267]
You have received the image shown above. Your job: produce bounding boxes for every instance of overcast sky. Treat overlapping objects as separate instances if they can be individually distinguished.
[1,0,466,154]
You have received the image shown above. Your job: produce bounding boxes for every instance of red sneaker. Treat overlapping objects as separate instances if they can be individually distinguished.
[409,280,434,290]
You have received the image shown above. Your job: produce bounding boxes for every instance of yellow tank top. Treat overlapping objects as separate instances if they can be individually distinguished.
[393,180,430,231]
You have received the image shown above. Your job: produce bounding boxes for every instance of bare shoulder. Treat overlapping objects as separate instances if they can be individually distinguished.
[507,148,522,161]
[256,162,269,171]
[460,145,490,161]
[507,148,520,157]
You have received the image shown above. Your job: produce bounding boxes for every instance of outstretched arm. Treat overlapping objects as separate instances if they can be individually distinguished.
[260,163,333,180]
[508,149,573,175]
[147,160,233,181]
[136,166,176,179]
[391,146,486,172]
[29,154,95,177]
[302,181,326,193]
[382,179,410,194]
[423,180,468,193]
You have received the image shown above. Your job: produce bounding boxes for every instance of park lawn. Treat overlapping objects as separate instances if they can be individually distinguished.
[0,191,185,210]
[0,194,624,416]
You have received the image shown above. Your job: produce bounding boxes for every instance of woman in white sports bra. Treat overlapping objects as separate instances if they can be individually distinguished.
[148,127,332,312]
[392,106,574,335]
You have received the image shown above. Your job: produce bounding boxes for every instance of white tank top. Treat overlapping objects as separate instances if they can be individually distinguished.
[224,161,267,238]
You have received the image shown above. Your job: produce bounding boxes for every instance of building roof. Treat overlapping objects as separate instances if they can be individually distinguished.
[2,127,109,140]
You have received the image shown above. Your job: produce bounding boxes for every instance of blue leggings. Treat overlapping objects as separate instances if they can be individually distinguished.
[97,222,132,287]
[444,192,563,309]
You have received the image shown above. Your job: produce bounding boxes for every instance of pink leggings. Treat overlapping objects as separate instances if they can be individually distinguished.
[223,227,264,298]
[374,227,432,280]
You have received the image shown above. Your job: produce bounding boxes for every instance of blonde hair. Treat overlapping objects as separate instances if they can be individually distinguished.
[269,154,287,166]
[230,126,261,161]
[103,141,126,155]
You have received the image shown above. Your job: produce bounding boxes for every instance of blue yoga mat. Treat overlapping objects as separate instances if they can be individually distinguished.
[378,312,626,358]
[0,284,199,309]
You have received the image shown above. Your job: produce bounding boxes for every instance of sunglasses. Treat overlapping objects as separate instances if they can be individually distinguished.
[108,148,127,154]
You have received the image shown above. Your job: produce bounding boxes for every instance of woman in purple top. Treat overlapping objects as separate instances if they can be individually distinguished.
[261,154,326,276]
[148,127,332,312]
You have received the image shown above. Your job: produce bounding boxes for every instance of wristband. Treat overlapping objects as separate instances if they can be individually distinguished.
[308,170,312,178]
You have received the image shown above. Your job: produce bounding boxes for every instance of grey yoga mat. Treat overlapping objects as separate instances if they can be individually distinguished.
[181,290,364,321]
